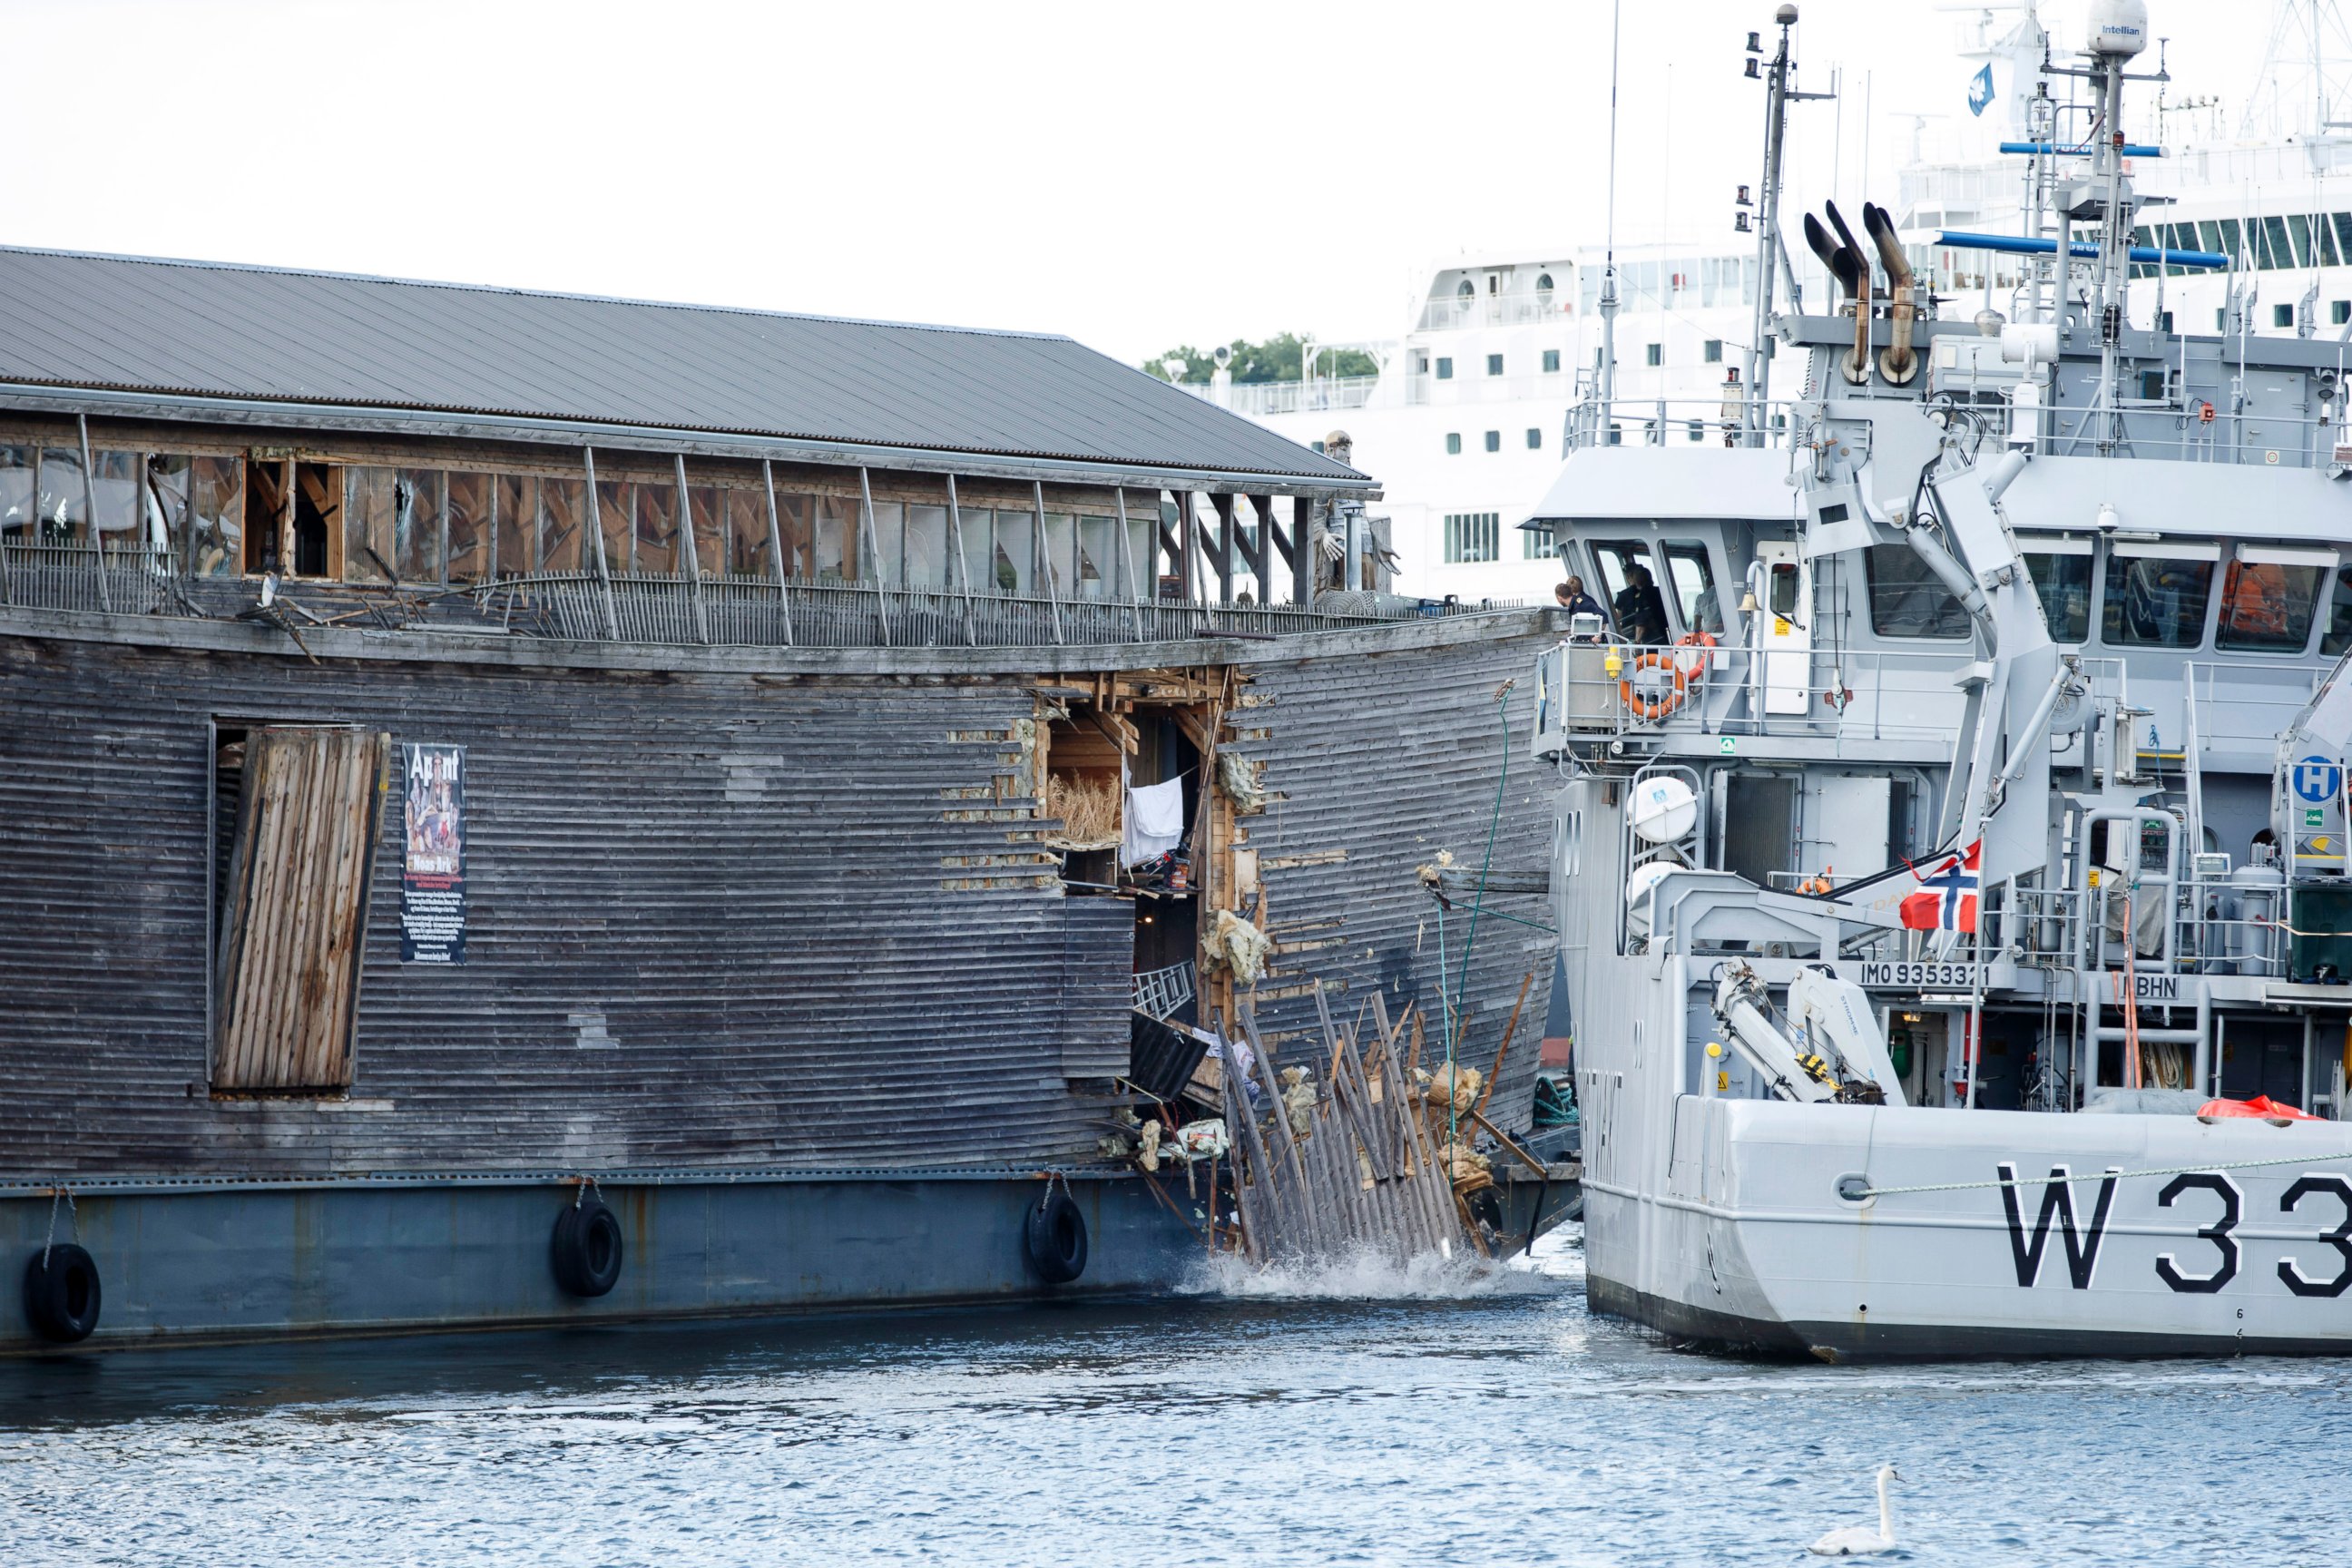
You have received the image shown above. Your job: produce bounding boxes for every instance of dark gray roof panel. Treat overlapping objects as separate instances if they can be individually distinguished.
[0,247,1366,485]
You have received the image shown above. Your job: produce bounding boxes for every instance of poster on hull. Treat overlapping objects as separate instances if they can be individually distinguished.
[401,742,467,963]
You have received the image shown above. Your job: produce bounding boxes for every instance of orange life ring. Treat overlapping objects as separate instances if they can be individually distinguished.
[1672,629,1717,677]
[1619,649,1689,720]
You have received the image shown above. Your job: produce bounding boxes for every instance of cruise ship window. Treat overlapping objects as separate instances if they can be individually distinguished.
[1436,358,1454,380]
[1443,513,1500,564]
[2217,553,2328,653]
[2336,301,2351,327]
[1704,339,1723,364]
[1645,343,1662,368]
[1446,433,1462,456]
[1486,354,1504,377]
[1661,544,1722,634]
[1528,428,1544,450]
[1484,430,1501,453]
[2321,564,2352,656]
[2275,304,2296,329]
[2021,547,2092,642]
[1864,544,1970,639]
[2102,547,2216,648]
[1543,349,1562,373]
[2261,216,2295,270]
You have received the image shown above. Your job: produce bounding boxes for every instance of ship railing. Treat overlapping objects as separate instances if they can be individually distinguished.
[2182,660,2325,760]
[1175,377,1382,417]
[1541,641,2014,749]
[1416,295,1569,331]
[1563,396,1799,452]
[2000,873,2289,981]
[495,573,1478,649]
[2025,402,2351,468]
[0,554,1530,648]
[0,541,183,615]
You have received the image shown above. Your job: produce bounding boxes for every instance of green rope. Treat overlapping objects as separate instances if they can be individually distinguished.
[1446,685,1514,1147]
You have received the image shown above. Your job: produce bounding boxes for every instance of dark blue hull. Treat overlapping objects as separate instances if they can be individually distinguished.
[0,1171,1201,1350]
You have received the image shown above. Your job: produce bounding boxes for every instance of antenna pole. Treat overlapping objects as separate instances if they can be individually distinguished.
[1743,5,1799,446]
[1598,0,1622,420]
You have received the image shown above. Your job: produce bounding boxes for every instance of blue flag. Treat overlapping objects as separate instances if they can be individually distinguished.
[1968,64,1995,117]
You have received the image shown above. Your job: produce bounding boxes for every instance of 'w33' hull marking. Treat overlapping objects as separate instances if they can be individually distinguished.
[1994,1163,2352,1298]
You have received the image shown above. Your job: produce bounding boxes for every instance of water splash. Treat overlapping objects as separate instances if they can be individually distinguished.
[1174,1244,1561,1301]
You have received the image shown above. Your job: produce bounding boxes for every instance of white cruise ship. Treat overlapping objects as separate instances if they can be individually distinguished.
[1200,0,2352,605]
[1219,246,1762,603]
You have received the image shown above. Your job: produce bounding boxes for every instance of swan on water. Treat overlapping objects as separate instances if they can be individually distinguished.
[1808,1463,1901,1556]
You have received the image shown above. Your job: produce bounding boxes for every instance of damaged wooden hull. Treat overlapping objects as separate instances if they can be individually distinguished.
[0,605,1560,1348]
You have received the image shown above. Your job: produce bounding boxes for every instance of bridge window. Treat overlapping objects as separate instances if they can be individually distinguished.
[2102,544,2216,648]
[1590,540,1667,640]
[1864,544,1970,639]
[2217,548,2331,653]
[2020,541,2092,643]
[2323,564,2352,656]
[1661,543,1723,635]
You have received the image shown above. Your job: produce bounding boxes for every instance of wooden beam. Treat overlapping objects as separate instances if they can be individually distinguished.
[1230,495,1266,581]
[1211,493,1237,604]
[1292,494,1317,605]
[1078,703,1140,755]
[1195,519,1224,593]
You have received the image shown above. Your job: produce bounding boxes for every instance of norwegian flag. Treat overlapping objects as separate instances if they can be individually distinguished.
[1900,840,1981,932]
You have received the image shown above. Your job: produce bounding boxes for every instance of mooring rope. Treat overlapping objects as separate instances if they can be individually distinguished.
[1857,1147,2351,1199]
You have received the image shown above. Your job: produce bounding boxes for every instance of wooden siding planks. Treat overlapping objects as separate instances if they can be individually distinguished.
[211,726,387,1093]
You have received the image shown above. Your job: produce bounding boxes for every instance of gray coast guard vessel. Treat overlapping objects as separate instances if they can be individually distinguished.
[1534,1,2352,1358]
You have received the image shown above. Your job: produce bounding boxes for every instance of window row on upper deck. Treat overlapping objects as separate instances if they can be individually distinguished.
[0,445,1157,600]
[2131,215,2352,278]
[1867,536,2352,658]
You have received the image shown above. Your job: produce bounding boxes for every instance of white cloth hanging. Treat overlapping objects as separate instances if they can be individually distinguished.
[1122,776,1187,867]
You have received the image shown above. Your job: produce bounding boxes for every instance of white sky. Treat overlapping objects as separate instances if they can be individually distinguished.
[2,1,2303,364]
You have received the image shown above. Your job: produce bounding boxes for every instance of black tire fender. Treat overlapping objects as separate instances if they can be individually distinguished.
[24,1244,100,1344]
[551,1199,624,1298]
[1024,1188,1088,1284]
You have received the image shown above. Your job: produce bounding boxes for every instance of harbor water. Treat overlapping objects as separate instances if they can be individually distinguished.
[0,1232,2342,1567]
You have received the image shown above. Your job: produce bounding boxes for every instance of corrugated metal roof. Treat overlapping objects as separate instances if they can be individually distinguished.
[0,246,1367,487]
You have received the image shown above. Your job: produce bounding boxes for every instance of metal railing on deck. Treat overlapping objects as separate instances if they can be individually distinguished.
[0,549,1520,650]
[472,573,1465,649]
[1563,396,1799,451]
[0,542,181,615]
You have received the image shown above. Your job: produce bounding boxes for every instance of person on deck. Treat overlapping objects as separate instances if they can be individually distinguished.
[1613,564,1670,644]
[1556,577,1605,620]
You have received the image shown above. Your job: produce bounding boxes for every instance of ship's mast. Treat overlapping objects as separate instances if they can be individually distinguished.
[1742,5,1832,446]
[1741,5,1798,446]
[1598,0,1623,416]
